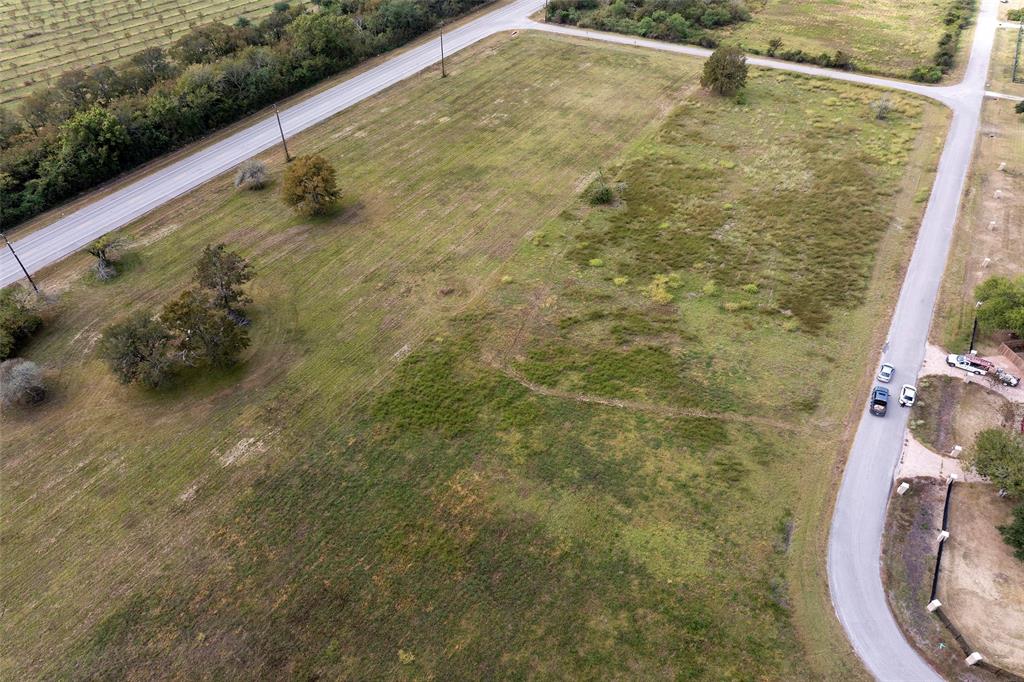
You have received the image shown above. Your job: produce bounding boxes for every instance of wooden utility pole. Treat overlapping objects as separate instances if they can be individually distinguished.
[2,232,39,294]
[440,23,447,78]
[274,104,291,162]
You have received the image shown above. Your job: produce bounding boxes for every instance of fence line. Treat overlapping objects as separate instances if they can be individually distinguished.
[999,342,1024,373]
[926,479,1024,680]
[1014,22,1024,84]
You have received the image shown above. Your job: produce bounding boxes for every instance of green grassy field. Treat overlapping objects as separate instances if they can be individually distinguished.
[716,0,951,77]
[1,33,946,679]
[0,0,275,105]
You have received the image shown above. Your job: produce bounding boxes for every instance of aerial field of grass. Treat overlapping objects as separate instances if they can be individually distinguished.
[716,0,951,77]
[1,33,947,679]
[0,0,274,105]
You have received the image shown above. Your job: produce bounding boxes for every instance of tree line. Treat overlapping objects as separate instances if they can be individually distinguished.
[546,0,748,47]
[0,0,491,228]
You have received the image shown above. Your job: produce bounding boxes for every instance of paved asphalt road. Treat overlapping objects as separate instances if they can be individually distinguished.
[0,0,1010,678]
[826,0,1000,678]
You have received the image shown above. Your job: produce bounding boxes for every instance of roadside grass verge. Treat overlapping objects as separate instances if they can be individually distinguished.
[1,33,946,679]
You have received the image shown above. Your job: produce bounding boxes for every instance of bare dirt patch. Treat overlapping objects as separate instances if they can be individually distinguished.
[940,483,1024,674]
[910,375,1015,454]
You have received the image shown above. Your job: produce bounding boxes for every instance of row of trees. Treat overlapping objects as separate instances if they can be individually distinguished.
[546,0,748,46]
[0,0,491,228]
[100,245,254,388]
[910,0,973,82]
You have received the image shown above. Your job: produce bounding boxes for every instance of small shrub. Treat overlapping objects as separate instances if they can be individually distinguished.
[871,97,893,121]
[583,177,614,205]
[85,234,124,280]
[588,258,604,267]
[1008,8,1024,21]
[909,65,942,83]
[282,154,340,216]
[1016,100,1024,115]
[0,358,45,407]
[741,283,759,294]
[766,37,783,57]
[234,159,268,190]
[0,287,42,361]
[641,273,681,304]
[1001,504,1024,562]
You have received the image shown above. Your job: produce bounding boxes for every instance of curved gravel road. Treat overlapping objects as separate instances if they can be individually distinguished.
[1,0,1009,678]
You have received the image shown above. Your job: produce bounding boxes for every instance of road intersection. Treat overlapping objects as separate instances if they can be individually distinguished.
[2,0,1015,678]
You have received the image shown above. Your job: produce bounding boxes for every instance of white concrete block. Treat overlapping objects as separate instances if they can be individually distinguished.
[982,257,991,268]
[989,220,997,230]
[927,599,942,612]
[937,530,950,543]
[966,652,983,666]
[998,161,1006,171]
[951,445,963,457]
[897,482,910,495]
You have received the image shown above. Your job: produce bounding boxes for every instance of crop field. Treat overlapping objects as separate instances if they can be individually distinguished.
[0,0,274,105]
[1,33,946,679]
[716,0,950,77]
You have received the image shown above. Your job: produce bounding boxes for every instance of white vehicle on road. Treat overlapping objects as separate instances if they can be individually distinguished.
[898,384,917,407]
[877,363,895,382]
[945,353,989,375]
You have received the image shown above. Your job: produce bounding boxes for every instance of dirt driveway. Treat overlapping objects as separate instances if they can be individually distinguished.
[939,483,1024,674]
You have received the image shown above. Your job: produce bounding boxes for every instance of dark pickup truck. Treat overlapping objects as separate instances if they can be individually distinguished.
[869,386,889,417]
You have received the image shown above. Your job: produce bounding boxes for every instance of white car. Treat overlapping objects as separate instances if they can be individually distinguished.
[898,384,917,407]
[877,363,895,383]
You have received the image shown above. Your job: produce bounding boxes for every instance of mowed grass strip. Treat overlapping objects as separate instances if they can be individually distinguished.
[1,33,945,680]
[716,0,949,77]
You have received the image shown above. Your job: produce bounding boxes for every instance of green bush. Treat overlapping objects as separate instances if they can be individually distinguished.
[975,275,1024,338]
[0,287,41,361]
[909,65,942,83]
[1001,504,1024,562]
[583,177,614,205]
